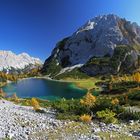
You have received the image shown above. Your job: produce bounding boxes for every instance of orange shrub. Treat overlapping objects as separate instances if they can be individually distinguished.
[79,114,92,123]
[31,98,40,111]
[12,93,19,103]
[132,72,140,82]
[80,92,96,107]
[111,98,119,105]
[0,88,7,98]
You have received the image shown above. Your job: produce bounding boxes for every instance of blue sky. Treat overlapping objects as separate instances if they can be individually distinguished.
[0,0,140,61]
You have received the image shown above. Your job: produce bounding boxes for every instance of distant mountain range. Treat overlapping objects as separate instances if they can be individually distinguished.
[42,14,140,77]
[0,50,42,74]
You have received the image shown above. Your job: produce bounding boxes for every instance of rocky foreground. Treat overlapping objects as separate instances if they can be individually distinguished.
[0,99,140,140]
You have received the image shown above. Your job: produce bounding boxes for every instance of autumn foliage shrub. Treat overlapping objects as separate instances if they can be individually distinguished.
[111,98,119,105]
[12,93,19,103]
[31,98,40,111]
[0,88,7,98]
[80,92,96,108]
[132,72,140,82]
[79,114,92,123]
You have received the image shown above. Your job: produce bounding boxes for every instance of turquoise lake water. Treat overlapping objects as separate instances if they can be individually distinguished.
[2,78,87,100]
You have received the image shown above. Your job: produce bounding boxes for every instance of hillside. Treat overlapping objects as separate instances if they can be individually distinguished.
[42,14,140,78]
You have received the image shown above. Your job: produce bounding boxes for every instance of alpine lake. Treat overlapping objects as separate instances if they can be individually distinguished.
[2,78,88,100]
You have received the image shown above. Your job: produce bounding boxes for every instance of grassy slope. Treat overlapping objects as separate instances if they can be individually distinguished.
[63,77,101,91]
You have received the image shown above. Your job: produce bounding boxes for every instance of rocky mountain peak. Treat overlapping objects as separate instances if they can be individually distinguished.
[0,50,42,73]
[42,14,140,76]
[76,14,120,34]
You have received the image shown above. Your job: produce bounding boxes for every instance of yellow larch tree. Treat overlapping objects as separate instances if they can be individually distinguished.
[132,72,140,82]
[79,114,92,123]
[80,92,96,108]
[111,98,119,105]
[12,93,19,103]
[31,98,40,111]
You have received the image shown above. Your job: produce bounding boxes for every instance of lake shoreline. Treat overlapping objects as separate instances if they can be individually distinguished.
[3,77,87,100]
[18,76,73,83]
[17,76,88,91]
[16,76,101,92]
[34,76,100,91]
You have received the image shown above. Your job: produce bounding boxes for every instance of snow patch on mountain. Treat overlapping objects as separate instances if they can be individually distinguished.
[0,50,42,72]
[58,64,83,75]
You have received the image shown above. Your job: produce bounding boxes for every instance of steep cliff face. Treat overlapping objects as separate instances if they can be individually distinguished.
[42,14,140,77]
[0,51,42,74]
[81,46,139,76]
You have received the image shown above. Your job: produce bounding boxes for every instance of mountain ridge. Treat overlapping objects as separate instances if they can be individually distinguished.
[0,50,42,74]
[42,14,140,77]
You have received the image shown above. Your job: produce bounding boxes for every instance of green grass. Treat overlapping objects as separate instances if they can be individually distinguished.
[63,77,101,91]
[97,132,135,140]
[28,122,91,140]
[47,122,91,140]
[56,113,80,121]
[75,79,99,90]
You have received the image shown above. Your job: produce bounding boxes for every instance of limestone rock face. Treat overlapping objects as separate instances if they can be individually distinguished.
[42,14,140,76]
[0,50,42,73]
